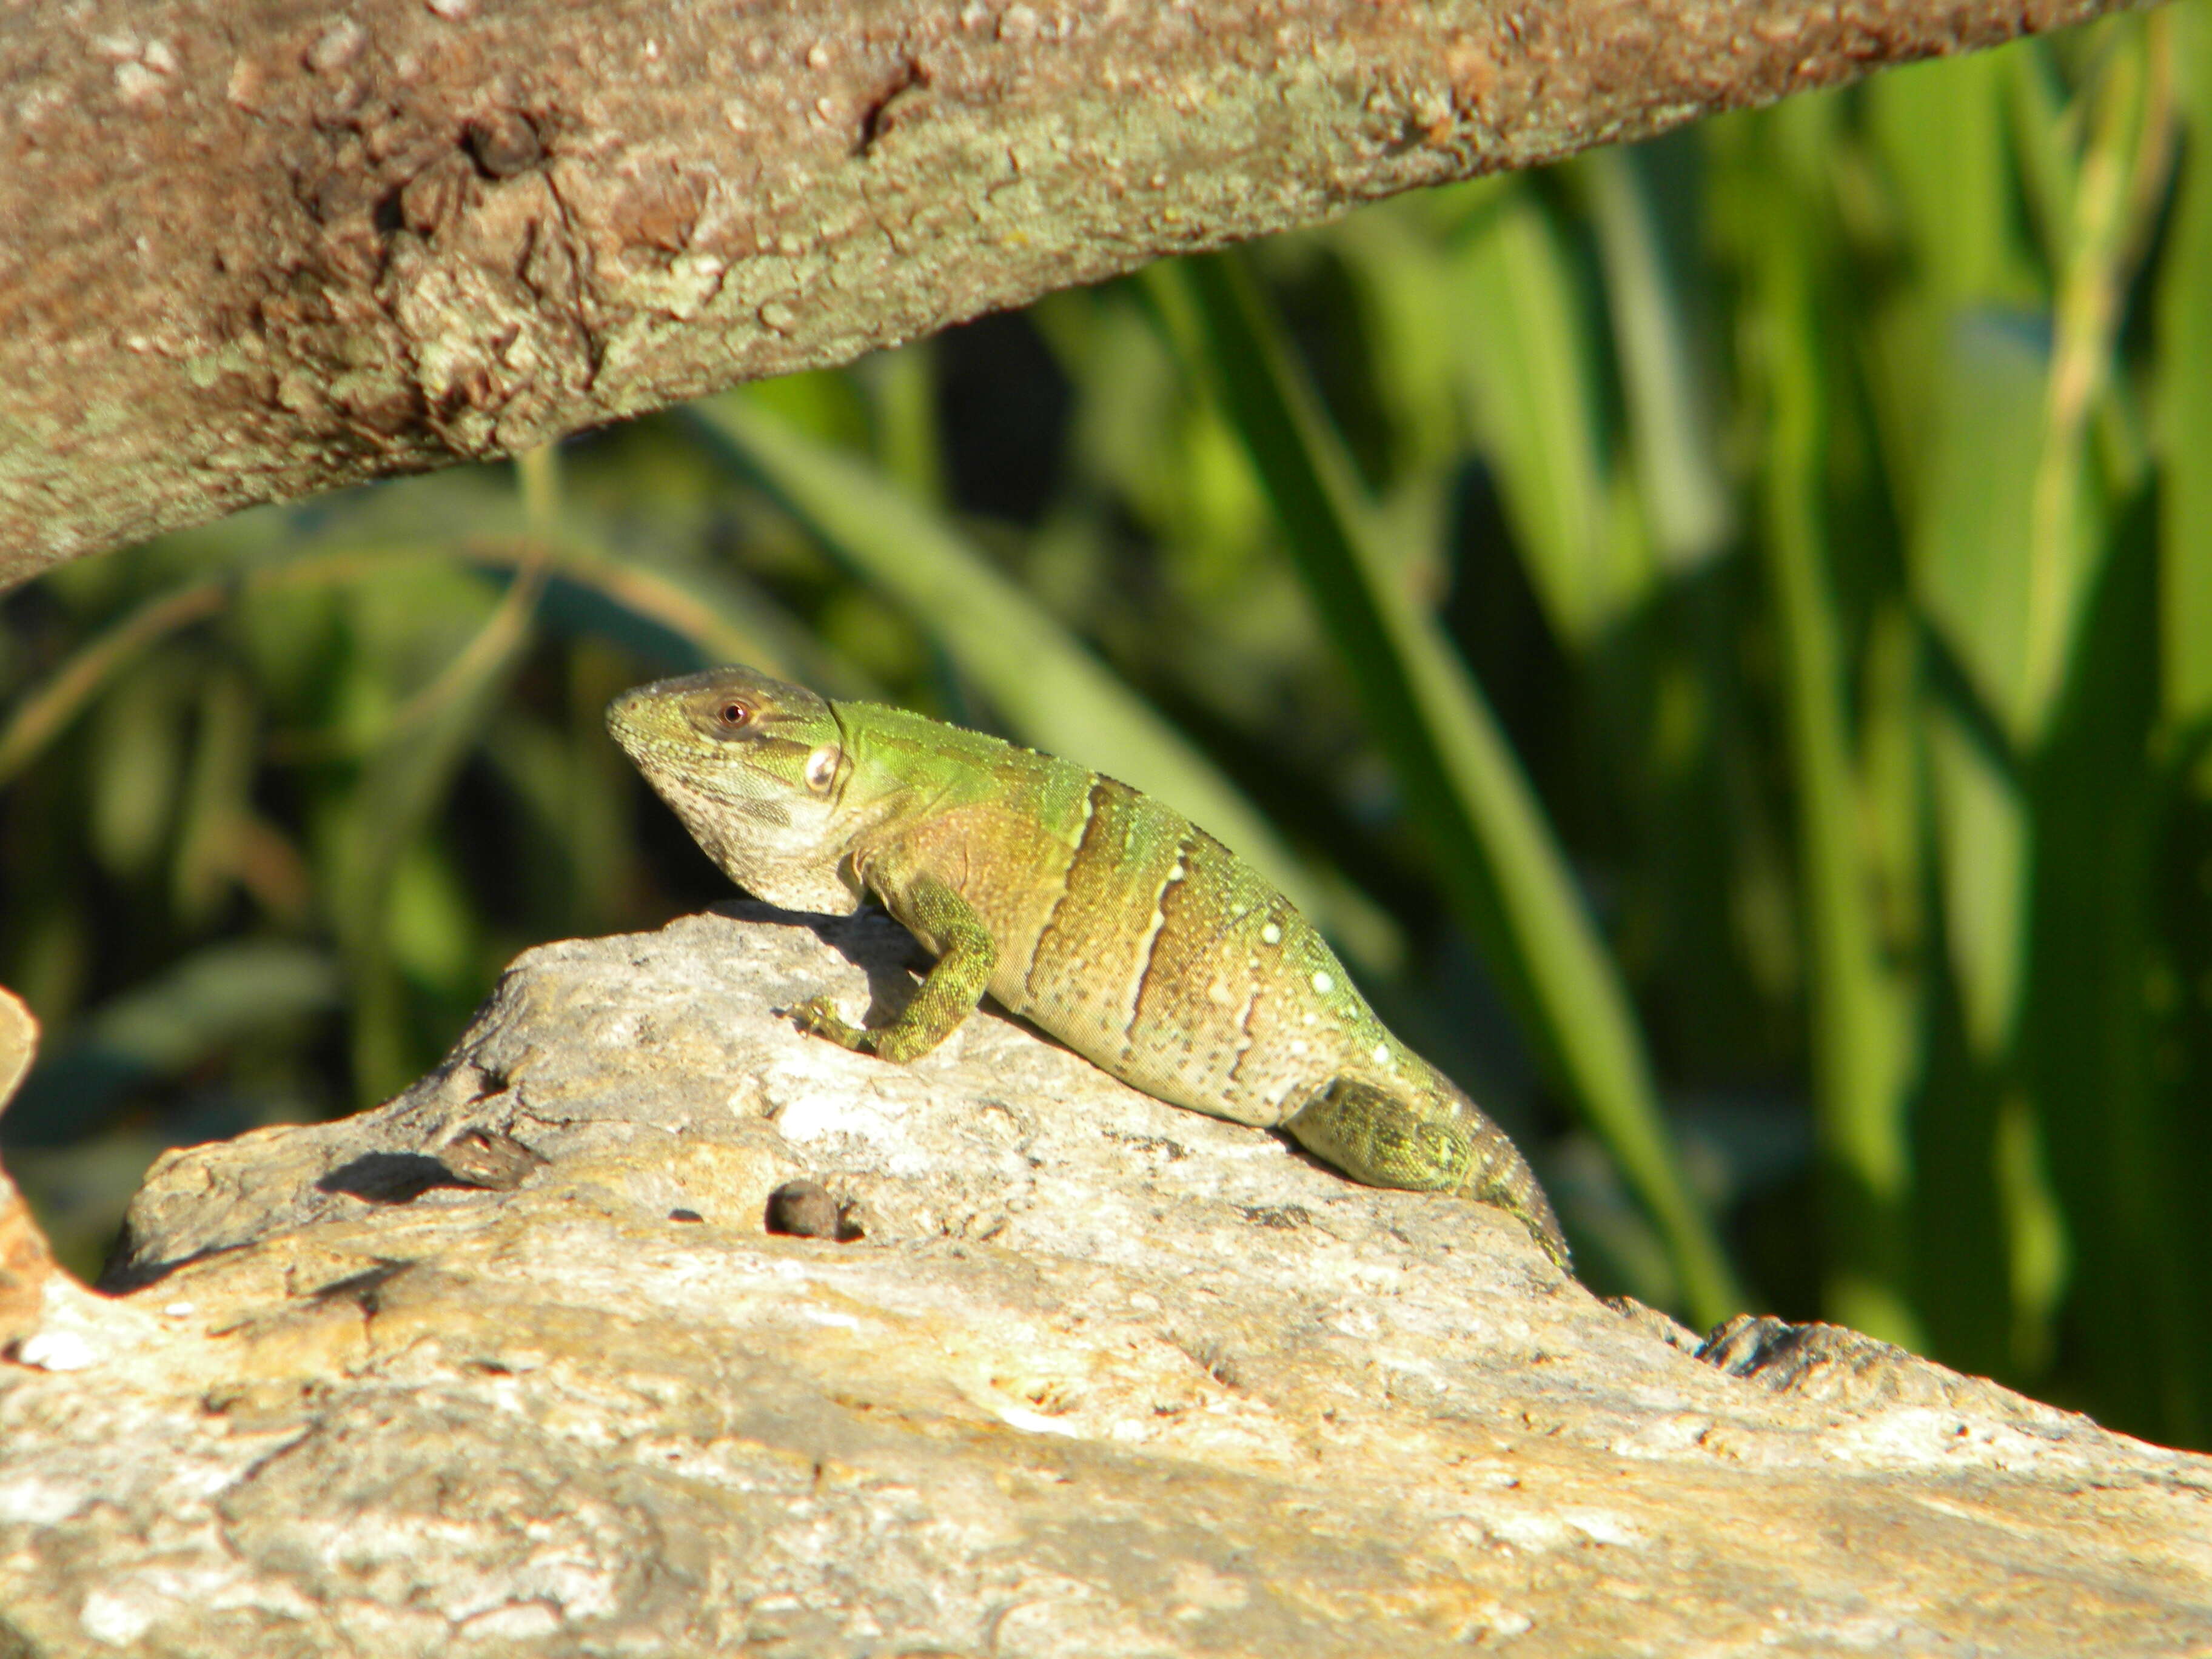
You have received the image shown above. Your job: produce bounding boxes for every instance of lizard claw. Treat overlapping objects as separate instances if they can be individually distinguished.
[788,994,872,1053]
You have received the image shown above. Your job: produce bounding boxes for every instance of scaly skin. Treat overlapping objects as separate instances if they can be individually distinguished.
[607,666,1570,1268]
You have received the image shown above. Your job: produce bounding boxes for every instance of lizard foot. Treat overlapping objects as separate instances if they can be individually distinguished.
[788,995,873,1053]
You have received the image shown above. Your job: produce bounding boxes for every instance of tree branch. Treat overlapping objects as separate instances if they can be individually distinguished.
[0,0,2134,586]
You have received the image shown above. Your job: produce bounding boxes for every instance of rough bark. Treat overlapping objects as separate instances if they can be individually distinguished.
[1,910,2207,1655]
[0,0,2139,587]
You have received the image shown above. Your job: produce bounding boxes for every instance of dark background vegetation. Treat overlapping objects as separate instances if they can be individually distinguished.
[3,7,2208,1448]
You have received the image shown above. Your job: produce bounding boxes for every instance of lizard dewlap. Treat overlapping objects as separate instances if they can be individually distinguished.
[608,665,1569,1268]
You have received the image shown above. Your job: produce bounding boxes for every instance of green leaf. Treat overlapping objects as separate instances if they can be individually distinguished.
[2159,4,2212,735]
[1908,313,2063,747]
[3,942,341,1145]
[327,492,550,1104]
[1867,48,2037,306]
[0,585,225,789]
[1746,186,1922,1347]
[89,657,191,880]
[1581,143,1735,574]
[171,668,261,928]
[1927,702,2030,1058]
[2020,495,2194,1443]
[1323,203,1466,478]
[1449,190,1642,648]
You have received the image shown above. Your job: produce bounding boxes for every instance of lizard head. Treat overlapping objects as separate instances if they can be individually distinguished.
[606,666,864,914]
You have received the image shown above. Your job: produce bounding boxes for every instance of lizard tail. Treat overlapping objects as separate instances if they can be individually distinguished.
[1284,1071,1572,1272]
[1439,1077,1572,1272]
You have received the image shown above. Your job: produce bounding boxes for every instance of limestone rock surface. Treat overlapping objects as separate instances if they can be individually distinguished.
[1,907,2208,1657]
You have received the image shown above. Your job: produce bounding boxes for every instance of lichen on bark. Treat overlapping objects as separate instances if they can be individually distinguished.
[0,0,2132,586]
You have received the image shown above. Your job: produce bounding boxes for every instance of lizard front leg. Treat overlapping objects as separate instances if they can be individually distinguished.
[791,870,998,1064]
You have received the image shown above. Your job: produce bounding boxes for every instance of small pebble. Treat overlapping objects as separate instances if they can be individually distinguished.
[437,1128,546,1191]
[766,1179,852,1240]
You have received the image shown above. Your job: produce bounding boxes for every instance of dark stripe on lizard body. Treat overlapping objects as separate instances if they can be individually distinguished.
[1017,777,1187,1076]
[1119,827,1193,1066]
[1122,822,1262,1108]
[1017,771,1101,997]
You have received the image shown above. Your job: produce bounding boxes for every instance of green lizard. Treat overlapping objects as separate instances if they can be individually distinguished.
[608,666,1569,1269]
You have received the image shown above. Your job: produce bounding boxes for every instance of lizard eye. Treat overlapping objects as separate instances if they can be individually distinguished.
[714,700,751,730]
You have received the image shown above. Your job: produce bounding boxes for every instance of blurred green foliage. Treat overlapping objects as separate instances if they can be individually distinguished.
[3,8,2208,1446]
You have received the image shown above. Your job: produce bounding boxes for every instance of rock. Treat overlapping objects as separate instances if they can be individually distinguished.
[1,905,2208,1656]
[0,987,55,1345]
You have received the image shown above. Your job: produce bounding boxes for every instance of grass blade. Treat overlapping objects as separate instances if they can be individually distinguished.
[2021,495,2196,1443]
[1908,315,2055,748]
[2159,5,2212,738]
[1447,191,1635,648]
[1582,142,1734,574]
[2023,24,2172,741]
[1741,191,1921,1346]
